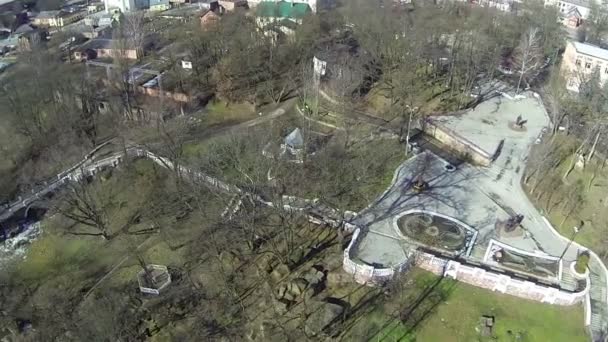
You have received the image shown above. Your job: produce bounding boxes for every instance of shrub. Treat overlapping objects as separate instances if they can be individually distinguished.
[575,251,590,274]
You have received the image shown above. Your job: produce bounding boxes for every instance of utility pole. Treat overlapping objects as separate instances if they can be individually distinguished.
[558,221,585,263]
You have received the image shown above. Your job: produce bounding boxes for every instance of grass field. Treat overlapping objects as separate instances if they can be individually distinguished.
[413,279,586,341]
[197,101,256,128]
[346,269,586,342]
[525,139,608,260]
[364,82,466,121]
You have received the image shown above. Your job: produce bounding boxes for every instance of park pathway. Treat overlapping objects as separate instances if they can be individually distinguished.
[1,135,607,341]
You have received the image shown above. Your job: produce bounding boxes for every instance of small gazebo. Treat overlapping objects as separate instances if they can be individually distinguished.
[138,264,171,295]
[281,128,305,163]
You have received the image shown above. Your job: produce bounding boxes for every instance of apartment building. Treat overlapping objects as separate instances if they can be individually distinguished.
[561,41,608,92]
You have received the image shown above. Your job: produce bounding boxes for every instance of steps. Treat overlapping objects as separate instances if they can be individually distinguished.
[560,268,580,292]
[588,265,608,340]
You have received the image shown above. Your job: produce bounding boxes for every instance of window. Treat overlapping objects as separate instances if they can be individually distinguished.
[605,67,608,74]
[576,59,581,66]
[586,62,592,69]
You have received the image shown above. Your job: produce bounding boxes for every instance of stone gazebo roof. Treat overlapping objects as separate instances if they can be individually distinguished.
[285,128,304,150]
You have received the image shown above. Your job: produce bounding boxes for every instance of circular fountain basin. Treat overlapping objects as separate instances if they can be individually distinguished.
[394,210,474,252]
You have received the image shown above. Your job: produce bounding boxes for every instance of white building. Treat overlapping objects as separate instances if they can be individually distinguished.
[561,41,608,92]
[104,0,136,13]
[545,0,593,19]
[479,0,513,12]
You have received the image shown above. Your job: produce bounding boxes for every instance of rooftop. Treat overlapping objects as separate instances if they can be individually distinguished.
[256,1,311,19]
[560,0,591,8]
[285,128,304,148]
[150,0,170,6]
[200,9,220,18]
[159,4,206,17]
[79,38,113,50]
[36,10,61,19]
[572,41,608,61]
[563,6,582,17]
[13,24,34,34]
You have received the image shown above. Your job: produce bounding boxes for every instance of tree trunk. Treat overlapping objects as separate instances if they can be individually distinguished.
[559,206,576,228]
[404,110,413,157]
[586,130,601,163]
[588,158,605,190]
[564,137,589,179]
[516,67,525,94]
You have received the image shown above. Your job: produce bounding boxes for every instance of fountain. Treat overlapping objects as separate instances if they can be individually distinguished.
[412,176,429,193]
[396,211,472,252]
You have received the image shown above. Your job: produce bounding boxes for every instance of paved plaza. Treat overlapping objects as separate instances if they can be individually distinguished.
[351,93,581,270]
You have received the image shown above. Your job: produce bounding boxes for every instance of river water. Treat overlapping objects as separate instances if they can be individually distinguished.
[0,222,42,267]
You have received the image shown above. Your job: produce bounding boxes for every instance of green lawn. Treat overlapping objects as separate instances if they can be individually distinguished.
[14,160,163,281]
[197,100,256,128]
[346,269,586,342]
[525,139,608,258]
[414,281,585,341]
[364,82,464,120]
[5,157,231,315]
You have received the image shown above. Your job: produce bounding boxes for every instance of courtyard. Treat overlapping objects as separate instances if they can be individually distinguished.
[349,92,586,290]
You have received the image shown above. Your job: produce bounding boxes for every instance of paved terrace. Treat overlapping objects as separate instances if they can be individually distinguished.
[353,93,556,265]
[350,92,608,337]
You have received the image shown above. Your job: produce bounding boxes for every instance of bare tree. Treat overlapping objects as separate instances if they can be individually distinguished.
[586,2,608,45]
[58,177,112,240]
[145,119,188,188]
[111,13,146,120]
[513,28,543,93]
[543,71,569,137]
[122,13,146,54]
[559,180,585,228]
[524,138,574,195]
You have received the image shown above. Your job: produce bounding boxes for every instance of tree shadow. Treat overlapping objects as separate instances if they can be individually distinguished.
[357,271,456,342]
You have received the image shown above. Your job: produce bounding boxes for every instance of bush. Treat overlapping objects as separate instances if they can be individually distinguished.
[575,252,590,274]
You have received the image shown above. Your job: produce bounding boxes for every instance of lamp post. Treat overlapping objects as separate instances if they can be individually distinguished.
[404,105,418,156]
[558,220,584,263]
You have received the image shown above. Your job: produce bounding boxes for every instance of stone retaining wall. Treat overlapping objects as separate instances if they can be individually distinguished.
[416,252,588,306]
[342,228,412,286]
[342,230,588,306]
[424,120,493,166]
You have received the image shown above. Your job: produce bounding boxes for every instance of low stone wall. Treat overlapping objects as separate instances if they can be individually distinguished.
[342,229,588,305]
[416,252,588,305]
[342,228,412,286]
[424,120,493,166]
[483,239,562,282]
[137,86,194,103]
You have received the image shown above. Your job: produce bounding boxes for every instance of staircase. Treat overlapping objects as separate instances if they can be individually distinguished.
[588,263,608,341]
[560,266,580,292]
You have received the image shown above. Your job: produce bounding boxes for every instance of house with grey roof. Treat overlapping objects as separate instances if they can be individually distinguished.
[561,40,608,92]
